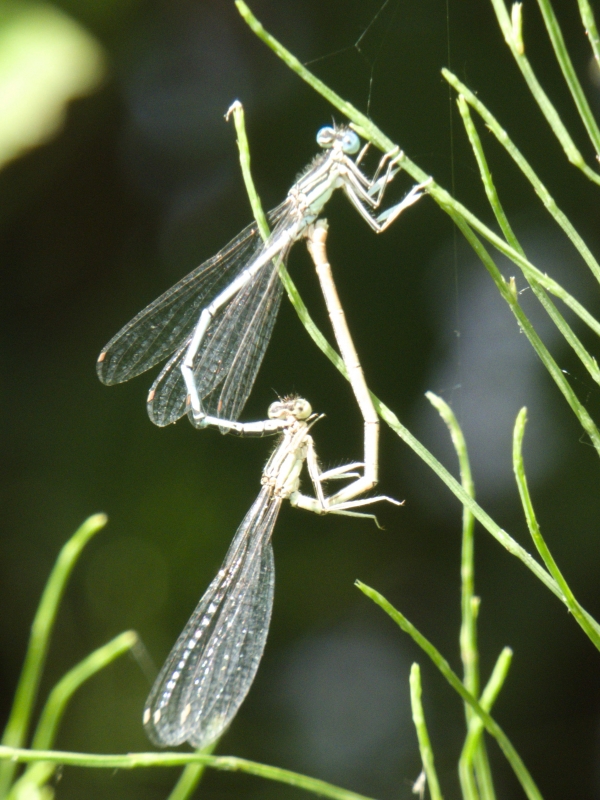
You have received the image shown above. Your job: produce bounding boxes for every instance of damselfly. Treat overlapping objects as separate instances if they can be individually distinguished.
[143,395,399,748]
[97,125,426,429]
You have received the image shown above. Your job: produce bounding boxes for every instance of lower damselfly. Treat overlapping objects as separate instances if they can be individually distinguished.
[143,396,399,748]
[97,122,426,429]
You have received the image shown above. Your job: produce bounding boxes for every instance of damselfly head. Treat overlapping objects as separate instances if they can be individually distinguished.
[268,396,313,421]
[316,126,361,155]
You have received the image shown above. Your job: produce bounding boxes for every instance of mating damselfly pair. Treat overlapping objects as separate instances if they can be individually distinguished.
[98,121,426,749]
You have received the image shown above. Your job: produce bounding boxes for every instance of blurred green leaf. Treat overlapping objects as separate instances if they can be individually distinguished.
[0,1,105,170]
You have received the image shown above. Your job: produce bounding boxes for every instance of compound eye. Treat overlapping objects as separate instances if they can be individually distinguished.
[316,126,336,149]
[294,398,312,419]
[341,130,360,154]
[268,401,284,419]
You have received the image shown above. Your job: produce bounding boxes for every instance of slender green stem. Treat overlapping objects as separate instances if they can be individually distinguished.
[536,0,600,156]
[453,95,600,452]
[227,100,270,240]
[425,393,495,799]
[442,194,600,345]
[513,408,600,650]
[459,648,512,800]
[578,0,600,66]
[472,745,496,800]
[7,632,137,800]
[460,750,479,800]
[0,514,108,797]
[426,393,478,699]
[372,394,561,598]
[236,2,600,352]
[488,0,600,183]
[356,582,543,800]
[32,631,138,751]
[0,747,376,800]
[166,742,218,800]
[235,2,392,152]
[167,762,208,800]
[456,95,518,248]
[447,70,600,284]
[456,92,600,390]
[409,665,443,800]
[449,210,600,457]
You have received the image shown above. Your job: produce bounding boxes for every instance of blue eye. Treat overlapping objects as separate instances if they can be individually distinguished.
[316,126,336,148]
[342,130,360,154]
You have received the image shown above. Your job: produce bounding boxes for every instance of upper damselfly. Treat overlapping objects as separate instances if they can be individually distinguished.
[97,125,426,429]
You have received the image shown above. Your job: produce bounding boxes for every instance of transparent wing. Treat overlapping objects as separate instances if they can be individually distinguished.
[145,339,191,426]
[144,487,280,748]
[205,255,285,422]
[97,203,289,386]
[146,245,288,427]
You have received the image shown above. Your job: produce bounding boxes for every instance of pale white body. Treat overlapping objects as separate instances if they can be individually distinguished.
[143,397,400,750]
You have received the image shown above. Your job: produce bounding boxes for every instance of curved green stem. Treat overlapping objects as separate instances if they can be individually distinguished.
[410,665,443,800]
[166,742,218,800]
[0,747,376,800]
[536,0,600,156]
[489,0,600,182]
[513,409,600,648]
[0,514,108,797]
[459,648,512,800]
[578,0,600,66]
[356,583,543,800]
[446,69,600,285]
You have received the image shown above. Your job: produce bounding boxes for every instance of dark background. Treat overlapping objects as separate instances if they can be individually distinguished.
[2,1,600,798]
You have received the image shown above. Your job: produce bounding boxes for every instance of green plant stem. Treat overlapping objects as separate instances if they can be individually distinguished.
[536,0,600,156]
[457,92,600,442]
[166,742,218,800]
[236,2,600,352]
[33,631,138,751]
[459,648,512,800]
[0,514,108,797]
[446,69,600,287]
[0,747,376,800]
[356,582,543,800]
[409,664,443,800]
[227,100,270,239]
[489,0,600,183]
[426,393,478,698]
[449,209,600,458]
[512,408,600,650]
[458,93,600,401]
[578,0,600,66]
[425,393,494,799]
[167,762,207,800]
[455,95,517,248]
[7,632,137,800]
